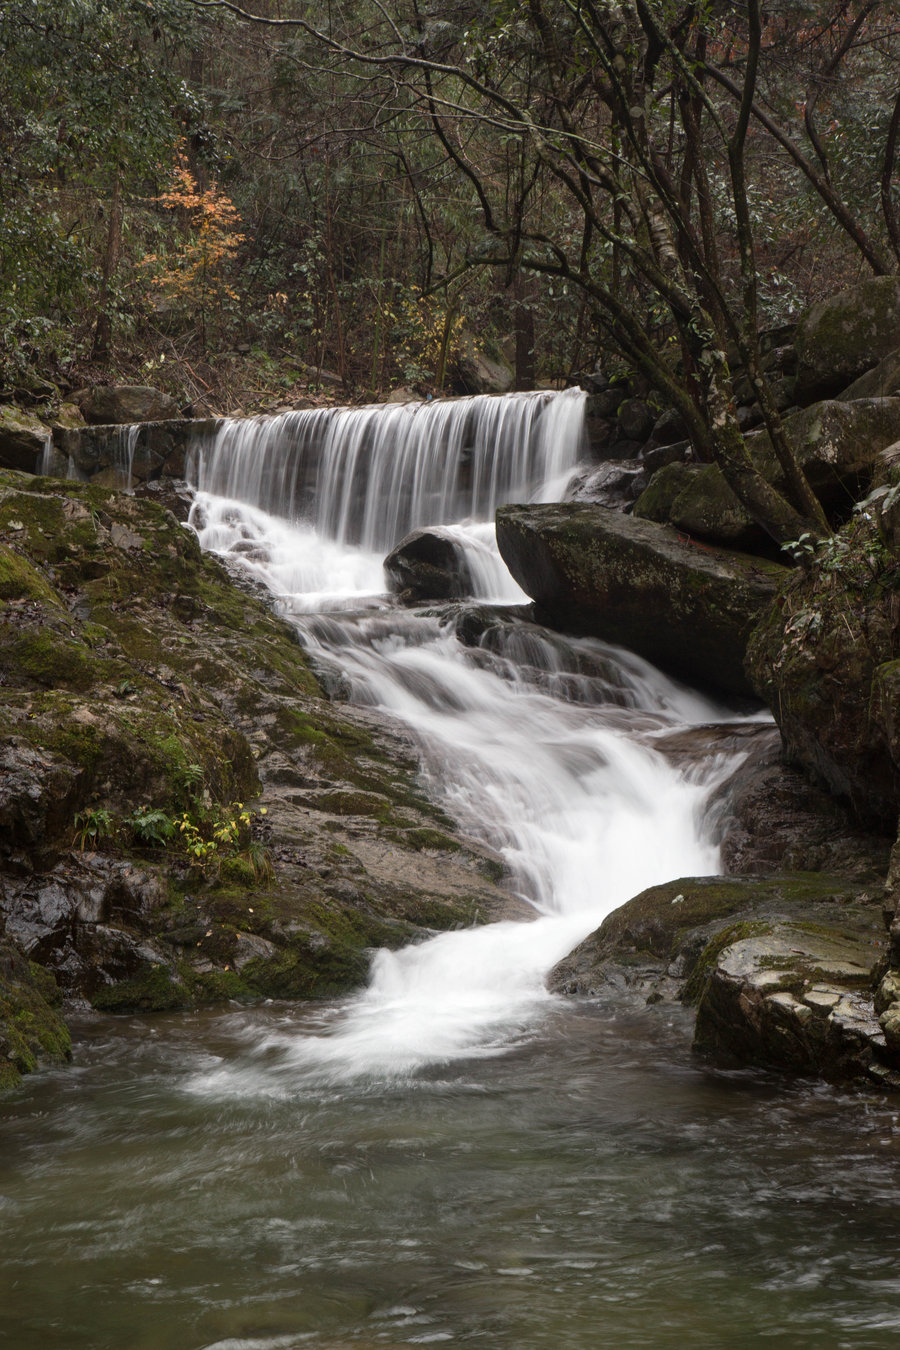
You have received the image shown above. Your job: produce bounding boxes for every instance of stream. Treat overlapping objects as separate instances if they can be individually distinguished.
[3,390,900,1348]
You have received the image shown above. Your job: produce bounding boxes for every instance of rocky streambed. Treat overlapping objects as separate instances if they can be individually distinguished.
[0,469,518,1088]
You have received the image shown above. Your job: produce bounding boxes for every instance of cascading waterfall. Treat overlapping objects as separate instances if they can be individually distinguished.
[188,387,587,550]
[187,389,748,1089]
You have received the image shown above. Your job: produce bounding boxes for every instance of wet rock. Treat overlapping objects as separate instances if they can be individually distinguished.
[616,397,654,443]
[0,468,520,1058]
[839,345,900,402]
[131,477,195,522]
[75,385,181,425]
[53,418,222,484]
[0,933,70,1089]
[550,873,871,1000]
[633,462,768,553]
[650,408,687,446]
[795,277,900,403]
[709,725,891,880]
[566,460,646,509]
[551,872,895,1084]
[384,527,473,601]
[495,502,787,697]
[641,441,689,476]
[692,924,888,1082]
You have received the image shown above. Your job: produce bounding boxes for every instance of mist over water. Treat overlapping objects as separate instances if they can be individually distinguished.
[186,390,747,1090]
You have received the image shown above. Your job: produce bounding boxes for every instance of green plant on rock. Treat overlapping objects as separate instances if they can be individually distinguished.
[129,807,175,847]
[73,807,115,851]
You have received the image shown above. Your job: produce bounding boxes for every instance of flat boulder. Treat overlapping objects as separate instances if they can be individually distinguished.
[550,872,896,1086]
[795,277,900,403]
[693,923,891,1084]
[75,385,181,426]
[495,503,787,696]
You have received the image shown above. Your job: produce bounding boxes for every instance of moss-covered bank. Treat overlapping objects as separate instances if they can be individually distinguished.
[0,470,517,1085]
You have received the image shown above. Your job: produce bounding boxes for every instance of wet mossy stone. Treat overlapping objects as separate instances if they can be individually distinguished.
[495,502,786,697]
[549,873,867,1001]
[0,405,48,474]
[633,462,766,552]
[0,937,71,1089]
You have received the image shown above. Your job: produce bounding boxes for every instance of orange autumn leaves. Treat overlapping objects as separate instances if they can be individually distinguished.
[143,157,245,329]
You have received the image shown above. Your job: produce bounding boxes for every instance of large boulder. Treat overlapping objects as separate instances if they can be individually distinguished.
[384,527,473,601]
[0,405,49,474]
[839,345,900,402]
[633,397,900,545]
[495,503,787,696]
[75,385,181,426]
[633,461,765,552]
[550,872,896,1086]
[795,277,900,403]
[747,506,900,828]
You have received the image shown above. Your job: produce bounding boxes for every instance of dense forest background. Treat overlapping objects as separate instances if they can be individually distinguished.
[1,0,899,416]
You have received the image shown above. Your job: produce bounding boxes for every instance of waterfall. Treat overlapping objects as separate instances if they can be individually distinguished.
[188,388,587,550]
[186,389,747,1089]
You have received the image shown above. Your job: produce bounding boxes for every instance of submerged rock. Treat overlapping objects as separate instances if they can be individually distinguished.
[495,502,787,696]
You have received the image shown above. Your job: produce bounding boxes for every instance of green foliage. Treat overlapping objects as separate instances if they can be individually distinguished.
[73,807,115,851]
[128,806,176,847]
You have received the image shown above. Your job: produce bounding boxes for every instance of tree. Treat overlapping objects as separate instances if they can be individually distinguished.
[190,1,849,542]
[0,0,202,379]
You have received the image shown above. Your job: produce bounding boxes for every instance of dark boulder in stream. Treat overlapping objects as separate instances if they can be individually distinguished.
[384,527,473,601]
[495,502,787,697]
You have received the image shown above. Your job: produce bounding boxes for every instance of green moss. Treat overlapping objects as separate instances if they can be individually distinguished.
[90,963,189,1013]
[402,827,462,852]
[682,921,773,1005]
[0,545,62,606]
[3,628,100,690]
[0,943,71,1087]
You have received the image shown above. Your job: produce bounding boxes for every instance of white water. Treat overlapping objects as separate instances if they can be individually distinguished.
[187,390,748,1089]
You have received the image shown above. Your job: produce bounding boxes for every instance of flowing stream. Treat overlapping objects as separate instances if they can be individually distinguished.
[3,390,900,1349]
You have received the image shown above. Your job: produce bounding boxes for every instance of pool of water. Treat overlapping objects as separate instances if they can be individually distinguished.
[2,1001,899,1350]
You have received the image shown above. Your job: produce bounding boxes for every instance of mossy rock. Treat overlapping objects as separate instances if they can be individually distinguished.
[550,873,871,1002]
[0,939,71,1089]
[795,278,900,402]
[0,468,520,1022]
[747,510,900,828]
